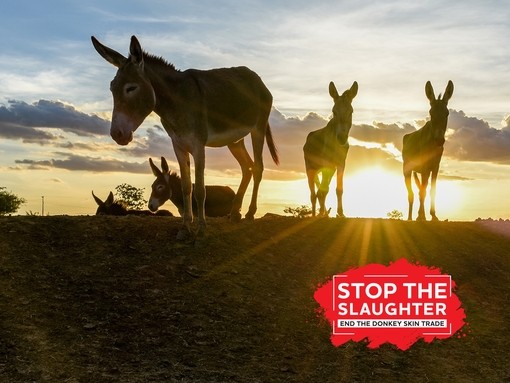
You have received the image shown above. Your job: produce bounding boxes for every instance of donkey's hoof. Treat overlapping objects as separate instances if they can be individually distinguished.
[245,213,255,221]
[230,212,242,223]
[336,213,346,219]
[430,216,439,222]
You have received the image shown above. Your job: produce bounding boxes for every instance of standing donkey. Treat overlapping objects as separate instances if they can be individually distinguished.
[91,36,278,238]
[402,80,454,221]
[303,81,358,217]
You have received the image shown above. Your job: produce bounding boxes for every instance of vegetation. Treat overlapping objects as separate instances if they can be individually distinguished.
[114,183,147,210]
[0,187,26,216]
[387,209,404,220]
[284,205,313,218]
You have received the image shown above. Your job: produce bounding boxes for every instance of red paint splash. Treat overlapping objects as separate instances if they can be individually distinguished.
[314,258,466,350]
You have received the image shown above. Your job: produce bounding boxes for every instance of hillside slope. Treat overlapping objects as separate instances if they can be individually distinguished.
[0,216,509,382]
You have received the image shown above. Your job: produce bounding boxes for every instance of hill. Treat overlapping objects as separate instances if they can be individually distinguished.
[0,216,509,382]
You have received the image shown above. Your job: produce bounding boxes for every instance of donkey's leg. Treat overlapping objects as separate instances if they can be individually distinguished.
[430,170,439,221]
[246,127,266,220]
[306,169,318,217]
[417,172,430,221]
[336,165,346,218]
[173,144,193,238]
[228,139,254,222]
[404,170,414,221]
[317,169,334,216]
[192,146,207,236]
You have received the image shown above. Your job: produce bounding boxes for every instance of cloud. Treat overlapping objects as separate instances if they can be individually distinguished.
[119,125,173,158]
[350,122,416,151]
[14,154,148,173]
[8,98,509,179]
[0,99,109,141]
[445,110,510,164]
[0,121,60,143]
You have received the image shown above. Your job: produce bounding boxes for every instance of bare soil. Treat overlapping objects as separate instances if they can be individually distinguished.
[0,215,509,382]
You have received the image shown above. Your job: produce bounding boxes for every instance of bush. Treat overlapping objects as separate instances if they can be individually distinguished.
[284,205,313,218]
[387,210,403,220]
[0,187,26,216]
[114,183,147,210]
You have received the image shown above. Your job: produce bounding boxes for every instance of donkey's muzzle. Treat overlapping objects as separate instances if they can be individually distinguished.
[110,128,133,146]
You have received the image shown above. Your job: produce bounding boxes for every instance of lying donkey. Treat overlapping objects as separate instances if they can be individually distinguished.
[149,157,235,217]
[92,191,173,216]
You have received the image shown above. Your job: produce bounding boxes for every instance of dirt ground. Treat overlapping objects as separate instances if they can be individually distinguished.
[0,215,509,382]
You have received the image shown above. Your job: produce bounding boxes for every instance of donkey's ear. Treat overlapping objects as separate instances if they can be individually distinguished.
[91,191,103,206]
[91,36,127,68]
[347,81,358,100]
[161,156,169,173]
[329,81,340,100]
[425,81,436,103]
[129,35,144,66]
[149,158,161,176]
[106,191,115,206]
[443,80,454,103]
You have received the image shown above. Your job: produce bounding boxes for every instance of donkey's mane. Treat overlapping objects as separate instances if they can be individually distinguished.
[168,171,180,180]
[111,199,129,209]
[142,52,179,72]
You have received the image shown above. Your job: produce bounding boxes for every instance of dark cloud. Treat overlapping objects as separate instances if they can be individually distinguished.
[0,121,60,143]
[8,100,509,178]
[0,99,109,141]
[15,155,148,173]
[445,110,510,164]
[119,125,173,158]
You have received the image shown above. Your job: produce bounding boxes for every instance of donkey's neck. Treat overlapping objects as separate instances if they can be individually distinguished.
[167,172,186,208]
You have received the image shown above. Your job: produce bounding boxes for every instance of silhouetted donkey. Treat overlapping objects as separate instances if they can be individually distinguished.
[402,80,454,221]
[92,191,173,216]
[303,81,358,217]
[92,36,278,239]
[148,157,235,217]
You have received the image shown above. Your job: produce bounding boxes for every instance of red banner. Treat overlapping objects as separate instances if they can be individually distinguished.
[314,258,466,350]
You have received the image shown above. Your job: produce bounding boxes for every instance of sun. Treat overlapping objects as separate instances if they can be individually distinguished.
[259,167,465,220]
[333,167,463,220]
[341,167,407,218]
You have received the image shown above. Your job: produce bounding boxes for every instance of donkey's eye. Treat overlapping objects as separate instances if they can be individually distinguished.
[157,185,165,192]
[125,84,138,94]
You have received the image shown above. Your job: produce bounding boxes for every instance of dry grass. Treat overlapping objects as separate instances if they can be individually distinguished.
[0,215,509,382]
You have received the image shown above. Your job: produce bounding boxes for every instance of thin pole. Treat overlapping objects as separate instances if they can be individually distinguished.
[41,196,44,216]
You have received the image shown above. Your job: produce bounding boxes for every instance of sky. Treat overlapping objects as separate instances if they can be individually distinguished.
[1,0,510,220]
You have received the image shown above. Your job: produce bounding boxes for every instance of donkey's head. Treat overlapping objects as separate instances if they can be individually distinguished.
[425,80,454,145]
[148,157,174,212]
[92,191,128,215]
[91,36,156,146]
[329,81,358,145]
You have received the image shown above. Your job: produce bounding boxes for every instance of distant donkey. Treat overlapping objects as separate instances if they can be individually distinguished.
[148,157,235,217]
[303,81,358,217]
[92,191,173,216]
[402,80,454,221]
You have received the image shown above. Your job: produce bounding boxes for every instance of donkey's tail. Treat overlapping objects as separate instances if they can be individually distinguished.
[413,172,421,188]
[265,123,279,165]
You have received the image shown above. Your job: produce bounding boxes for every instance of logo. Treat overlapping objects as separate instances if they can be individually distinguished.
[314,258,466,350]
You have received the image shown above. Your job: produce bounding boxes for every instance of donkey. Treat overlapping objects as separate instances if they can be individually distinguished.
[148,157,235,217]
[402,80,454,221]
[92,191,173,216]
[91,36,278,237]
[303,81,358,217]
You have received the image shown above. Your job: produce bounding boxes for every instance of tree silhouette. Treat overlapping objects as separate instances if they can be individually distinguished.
[114,184,147,210]
[0,187,26,215]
